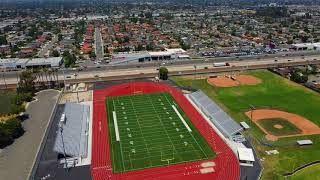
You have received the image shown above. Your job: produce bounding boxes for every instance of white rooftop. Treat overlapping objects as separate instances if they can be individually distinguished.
[297,140,313,145]
[238,147,255,162]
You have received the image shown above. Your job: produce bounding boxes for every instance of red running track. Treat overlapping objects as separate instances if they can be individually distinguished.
[92,82,240,180]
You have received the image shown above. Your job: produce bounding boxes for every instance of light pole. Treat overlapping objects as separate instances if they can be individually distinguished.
[59,123,68,171]
[2,73,7,90]
[62,68,66,88]
[194,64,197,80]
[74,73,79,103]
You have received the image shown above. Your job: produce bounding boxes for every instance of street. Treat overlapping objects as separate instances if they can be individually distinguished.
[94,27,104,61]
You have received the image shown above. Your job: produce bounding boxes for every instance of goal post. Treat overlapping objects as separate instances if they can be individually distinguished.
[160,145,175,165]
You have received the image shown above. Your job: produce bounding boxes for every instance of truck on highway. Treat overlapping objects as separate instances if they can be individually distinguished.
[213,62,230,67]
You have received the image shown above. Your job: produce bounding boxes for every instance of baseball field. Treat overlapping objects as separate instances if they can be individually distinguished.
[171,70,320,179]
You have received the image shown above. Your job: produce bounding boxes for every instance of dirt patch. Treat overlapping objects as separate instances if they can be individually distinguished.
[245,109,320,141]
[274,124,283,129]
[207,75,262,87]
[236,75,262,85]
[207,76,239,87]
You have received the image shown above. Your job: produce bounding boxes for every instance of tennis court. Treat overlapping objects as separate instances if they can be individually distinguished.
[106,92,216,173]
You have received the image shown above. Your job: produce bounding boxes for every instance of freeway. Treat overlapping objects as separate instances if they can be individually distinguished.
[1,53,320,87]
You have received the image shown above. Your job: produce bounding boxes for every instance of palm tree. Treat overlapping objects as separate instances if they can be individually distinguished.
[48,69,53,82]
[54,68,59,87]
[42,67,49,86]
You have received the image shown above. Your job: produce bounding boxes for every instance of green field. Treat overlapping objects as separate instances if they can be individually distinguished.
[259,118,302,136]
[106,92,216,173]
[171,70,320,179]
[288,164,320,180]
[0,91,15,115]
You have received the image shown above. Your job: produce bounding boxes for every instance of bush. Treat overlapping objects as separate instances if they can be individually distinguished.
[0,118,24,148]
[10,104,25,115]
[12,93,33,105]
[3,118,24,139]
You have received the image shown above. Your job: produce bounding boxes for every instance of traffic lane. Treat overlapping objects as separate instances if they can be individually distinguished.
[76,53,320,72]
[1,54,320,84]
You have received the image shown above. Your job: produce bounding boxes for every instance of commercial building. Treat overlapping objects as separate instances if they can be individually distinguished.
[0,57,63,71]
[291,43,320,51]
[111,48,190,64]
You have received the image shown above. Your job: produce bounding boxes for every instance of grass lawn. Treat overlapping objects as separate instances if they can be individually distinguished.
[106,92,216,173]
[288,164,320,180]
[0,91,15,115]
[259,118,302,136]
[171,70,320,179]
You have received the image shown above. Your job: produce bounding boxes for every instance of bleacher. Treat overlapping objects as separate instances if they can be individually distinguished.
[53,102,90,159]
[189,90,243,138]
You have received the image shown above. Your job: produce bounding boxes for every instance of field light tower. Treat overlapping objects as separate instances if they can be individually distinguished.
[59,114,68,171]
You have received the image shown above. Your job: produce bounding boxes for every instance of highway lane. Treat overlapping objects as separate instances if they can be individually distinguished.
[1,54,320,85]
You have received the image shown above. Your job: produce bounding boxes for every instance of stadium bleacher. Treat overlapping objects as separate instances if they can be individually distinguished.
[189,90,243,139]
[53,102,90,159]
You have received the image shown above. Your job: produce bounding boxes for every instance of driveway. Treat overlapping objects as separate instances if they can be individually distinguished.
[0,90,60,180]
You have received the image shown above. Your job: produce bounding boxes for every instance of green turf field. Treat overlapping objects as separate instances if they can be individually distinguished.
[288,164,320,180]
[106,92,216,173]
[171,70,320,180]
[259,118,302,136]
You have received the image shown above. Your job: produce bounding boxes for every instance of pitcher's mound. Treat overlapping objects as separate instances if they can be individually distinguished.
[207,75,262,87]
[274,124,283,129]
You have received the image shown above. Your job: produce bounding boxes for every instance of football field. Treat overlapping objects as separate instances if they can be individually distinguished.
[106,92,216,173]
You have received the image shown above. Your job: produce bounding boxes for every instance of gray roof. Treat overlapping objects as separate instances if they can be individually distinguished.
[53,102,90,158]
[189,90,243,138]
[26,57,62,67]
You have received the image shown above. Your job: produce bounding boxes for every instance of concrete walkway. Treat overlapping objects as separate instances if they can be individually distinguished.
[0,90,60,180]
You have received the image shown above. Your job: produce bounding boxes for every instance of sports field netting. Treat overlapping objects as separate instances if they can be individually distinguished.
[106,92,216,173]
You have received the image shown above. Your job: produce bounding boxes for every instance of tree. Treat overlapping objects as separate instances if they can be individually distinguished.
[17,71,36,94]
[146,44,154,51]
[0,35,7,45]
[63,50,76,68]
[58,34,63,41]
[159,67,169,80]
[89,51,96,59]
[51,50,60,57]
[290,71,308,83]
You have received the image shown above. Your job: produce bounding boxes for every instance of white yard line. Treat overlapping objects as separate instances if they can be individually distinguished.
[171,105,192,132]
[128,96,153,166]
[112,111,120,141]
[112,97,126,171]
[148,95,182,162]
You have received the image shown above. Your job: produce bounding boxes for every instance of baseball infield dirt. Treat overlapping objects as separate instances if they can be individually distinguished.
[245,109,320,141]
[207,75,262,87]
